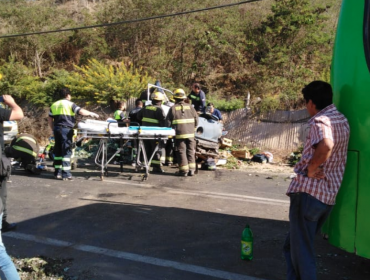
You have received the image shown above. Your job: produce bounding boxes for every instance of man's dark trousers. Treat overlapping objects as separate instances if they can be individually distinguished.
[283,192,333,280]
[53,126,73,179]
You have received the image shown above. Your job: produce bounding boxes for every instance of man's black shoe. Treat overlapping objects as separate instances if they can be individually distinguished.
[2,221,17,232]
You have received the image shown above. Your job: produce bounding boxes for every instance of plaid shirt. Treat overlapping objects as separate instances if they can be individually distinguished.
[286,104,350,205]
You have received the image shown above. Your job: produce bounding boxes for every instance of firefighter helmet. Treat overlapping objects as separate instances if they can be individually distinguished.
[151,91,164,101]
[173,88,186,99]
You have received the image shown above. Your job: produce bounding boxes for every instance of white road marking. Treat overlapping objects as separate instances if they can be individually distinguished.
[103,179,289,206]
[5,232,267,280]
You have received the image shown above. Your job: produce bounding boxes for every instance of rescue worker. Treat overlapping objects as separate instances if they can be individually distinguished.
[5,133,40,174]
[167,88,198,176]
[113,100,127,123]
[137,91,166,173]
[48,88,99,181]
[188,83,206,114]
[128,99,143,125]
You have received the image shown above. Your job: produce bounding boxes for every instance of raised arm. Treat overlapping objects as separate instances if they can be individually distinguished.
[3,95,24,121]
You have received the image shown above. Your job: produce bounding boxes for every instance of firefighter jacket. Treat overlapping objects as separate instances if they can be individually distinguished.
[167,101,198,139]
[7,133,39,159]
[137,104,166,127]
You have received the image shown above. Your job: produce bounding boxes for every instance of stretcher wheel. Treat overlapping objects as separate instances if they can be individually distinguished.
[100,175,104,181]
[142,174,148,181]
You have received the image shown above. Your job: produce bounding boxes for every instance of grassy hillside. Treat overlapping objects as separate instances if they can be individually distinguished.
[0,0,341,111]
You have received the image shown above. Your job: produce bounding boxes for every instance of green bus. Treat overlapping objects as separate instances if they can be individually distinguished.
[322,0,370,259]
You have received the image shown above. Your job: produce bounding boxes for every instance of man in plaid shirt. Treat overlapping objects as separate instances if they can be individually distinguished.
[284,81,350,280]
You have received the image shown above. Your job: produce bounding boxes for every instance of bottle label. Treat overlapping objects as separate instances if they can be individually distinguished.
[241,241,253,256]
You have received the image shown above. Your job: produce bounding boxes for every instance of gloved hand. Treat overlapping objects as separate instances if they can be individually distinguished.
[90,112,99,118]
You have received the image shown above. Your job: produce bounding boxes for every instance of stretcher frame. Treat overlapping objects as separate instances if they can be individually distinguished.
[77,124,172,181]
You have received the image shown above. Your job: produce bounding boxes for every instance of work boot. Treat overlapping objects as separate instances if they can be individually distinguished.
[175,171,188,177]
[2,221,17,232]
[152,167,165,174]
[188,170,195,176]
[54,174,62,179]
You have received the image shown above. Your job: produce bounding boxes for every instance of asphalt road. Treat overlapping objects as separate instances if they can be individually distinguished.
[3,162,370,280]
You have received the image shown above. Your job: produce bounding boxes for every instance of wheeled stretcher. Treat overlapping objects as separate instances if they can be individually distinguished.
[77,119,175,181]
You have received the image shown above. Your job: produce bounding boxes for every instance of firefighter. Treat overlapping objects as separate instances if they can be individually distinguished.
[137,91,166,173]
[166,88,198,176]
[5,133,40,174]
[48,88,99,181]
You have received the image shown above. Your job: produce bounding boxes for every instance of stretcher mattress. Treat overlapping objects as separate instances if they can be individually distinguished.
[78,119,175,136]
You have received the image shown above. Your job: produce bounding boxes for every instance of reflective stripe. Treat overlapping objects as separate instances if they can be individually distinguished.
[62,166,71,171]
[54,165,62,169]
[189,163,196,168]
[142,117,159,124]
[160,157,165,161]
[173,119,194,124]
[54,156,63,160]
[151,160,161,164]
[175,106,191,110]
[62,158,71,162]
[12,145,37,157]
[16,136,36,144]
[166,157,173,161]
[175,133,194,139]
[179,165,189,171]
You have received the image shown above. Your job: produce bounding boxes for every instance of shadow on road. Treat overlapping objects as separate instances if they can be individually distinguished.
[5,201,370,280]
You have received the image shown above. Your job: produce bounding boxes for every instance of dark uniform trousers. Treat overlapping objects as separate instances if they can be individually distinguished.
[175,138,196,173]
[165,138,174,165]
[54,126,74,178]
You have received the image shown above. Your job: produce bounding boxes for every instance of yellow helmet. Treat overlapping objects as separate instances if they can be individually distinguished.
[151,91,164,101]
[173,88,186,99]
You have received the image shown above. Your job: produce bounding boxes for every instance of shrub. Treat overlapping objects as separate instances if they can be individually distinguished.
[65,59,152,105]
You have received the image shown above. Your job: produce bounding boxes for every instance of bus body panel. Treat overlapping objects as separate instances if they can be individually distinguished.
[326,0,370,258]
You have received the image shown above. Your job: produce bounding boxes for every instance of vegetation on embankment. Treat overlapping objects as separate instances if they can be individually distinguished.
[0,0,341,112]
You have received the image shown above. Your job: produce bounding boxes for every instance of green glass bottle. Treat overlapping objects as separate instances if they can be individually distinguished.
[241,224,253,260]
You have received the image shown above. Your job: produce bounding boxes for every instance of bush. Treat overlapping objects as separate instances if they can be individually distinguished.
[65,59,152,105]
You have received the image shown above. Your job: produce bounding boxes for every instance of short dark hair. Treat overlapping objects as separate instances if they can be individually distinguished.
[58,88,71,99]
[192,83,200,90]
[302,81,333,110]
[207,102,214,107]
[135,99,143,106]
[116,101,126,110]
